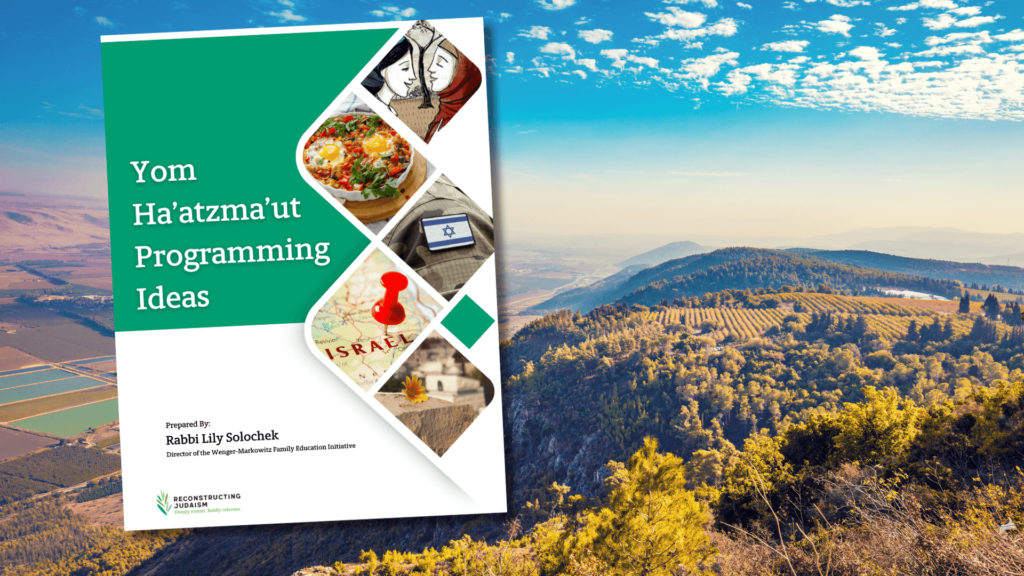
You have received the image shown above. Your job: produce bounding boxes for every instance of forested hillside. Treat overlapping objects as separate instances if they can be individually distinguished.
[804,249,1024,291]
[280,287,1024,575]
[621,252,962,307]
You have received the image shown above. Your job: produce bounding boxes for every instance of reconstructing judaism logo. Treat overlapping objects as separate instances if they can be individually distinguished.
[157,491,171,516]
[154,490,244,516]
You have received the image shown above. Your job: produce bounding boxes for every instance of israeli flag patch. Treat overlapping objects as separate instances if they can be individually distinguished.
[422,214,476,252]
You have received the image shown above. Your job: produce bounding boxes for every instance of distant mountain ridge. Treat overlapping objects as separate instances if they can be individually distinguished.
[620,250,962,307]
[615,241,710,268]
[530,247,968,314]
[508,227,1024,264]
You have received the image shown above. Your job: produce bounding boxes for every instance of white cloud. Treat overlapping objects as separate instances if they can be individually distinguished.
[537,0,576,10]
[737,2,752,8]
[601,49,660,71]
[995,30,1024,42]
[369,6,416,19]
[77,104,104,118]
[278,0,294,6]
[816,14,854,37]
[540,42,577,61]
[876,23,897,37]
[715,43,1024,122]
[763,40,810,52]
[783,2,798,9]
[574,16,590,25]
[654,18,739,43]
[678,51,740,88]
[506,66,523,73]
[500,0,1024,123]
[925,31,993,46]
[888,0,959,10]
[578,29,613,43]
[924,14,1002,31]
[519,26,553,40]
[950,6,982,16]
[95,16,115,27]
[915,43,986,56]
[268,9,307,22]
[717,62,802,95]
[645,7,707,28]
[808,0,871,6]
[664,0,719,6]
[507,52,515,64]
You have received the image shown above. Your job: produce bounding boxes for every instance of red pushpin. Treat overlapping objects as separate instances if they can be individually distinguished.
[372,271,408,335]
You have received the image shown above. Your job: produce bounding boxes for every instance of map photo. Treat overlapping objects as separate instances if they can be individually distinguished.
[310,249,441,391]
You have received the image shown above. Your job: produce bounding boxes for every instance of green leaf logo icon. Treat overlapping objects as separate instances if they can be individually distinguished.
[157,491,171,516]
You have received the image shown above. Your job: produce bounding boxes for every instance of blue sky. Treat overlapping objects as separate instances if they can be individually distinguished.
[2,0,1023,237]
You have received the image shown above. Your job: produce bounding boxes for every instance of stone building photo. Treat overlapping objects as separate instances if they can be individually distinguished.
[374,332,493,456]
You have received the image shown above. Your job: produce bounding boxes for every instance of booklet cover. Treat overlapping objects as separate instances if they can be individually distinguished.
[100,18,504,530]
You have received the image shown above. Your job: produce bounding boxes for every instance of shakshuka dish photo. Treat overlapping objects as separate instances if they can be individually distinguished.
[303,113,417,202]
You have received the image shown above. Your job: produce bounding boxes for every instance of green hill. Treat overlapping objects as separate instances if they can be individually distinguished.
[621,251,963,306]
[801,249,1024,291]
[531,247,964,313]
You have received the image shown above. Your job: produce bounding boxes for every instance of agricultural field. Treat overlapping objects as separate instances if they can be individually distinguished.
[0,354,47,373]
[0,322,114,362]
[0,444,120,488]
[0,302,73,329]
[651,307,794,339]
[645,293,998,342]
[0,387,117,423]
[0,368,72,390]
[75,358,116,375]
[0,269,58,292]
[10,397,119,437]
[70,491,125,527]
[0,426,57,461]
[67,356,116,365]
[0,375,107,405]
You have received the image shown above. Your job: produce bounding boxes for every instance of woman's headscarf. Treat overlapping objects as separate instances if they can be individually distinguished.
[423,40,481,143]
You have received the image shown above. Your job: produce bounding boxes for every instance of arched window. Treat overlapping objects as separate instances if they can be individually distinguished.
[437,380,444,391]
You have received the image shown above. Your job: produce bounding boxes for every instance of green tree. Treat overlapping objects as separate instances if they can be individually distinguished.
[906,319,919,342]
[539,438,714,576]
[984,293,1001,320]
[832,386,919,464]
[959,292,971,314]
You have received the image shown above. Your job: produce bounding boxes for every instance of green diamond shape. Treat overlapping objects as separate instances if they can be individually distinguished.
[442,296,494,348]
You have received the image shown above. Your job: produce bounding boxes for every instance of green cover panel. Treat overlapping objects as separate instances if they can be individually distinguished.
[101,29,397,331]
